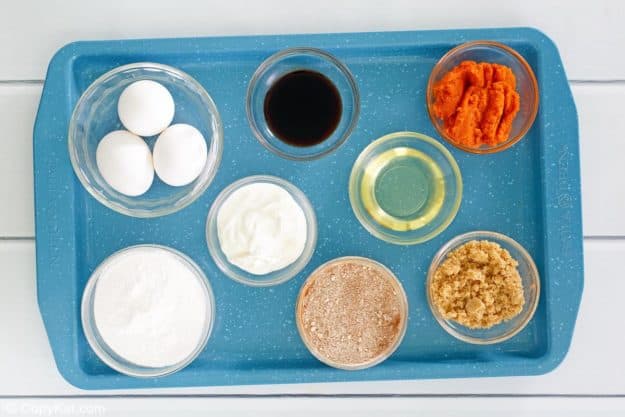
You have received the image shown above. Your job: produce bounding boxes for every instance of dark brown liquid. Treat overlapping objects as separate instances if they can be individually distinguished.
[264,70,342,147]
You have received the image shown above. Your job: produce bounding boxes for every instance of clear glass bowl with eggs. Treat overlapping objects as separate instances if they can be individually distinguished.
[68,62,223,218]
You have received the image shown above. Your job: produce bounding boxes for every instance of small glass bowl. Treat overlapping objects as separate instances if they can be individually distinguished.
[206,175,317,287]
[426,231,541,344]
[246,47,360,160]
[81,244,215,377]
[349,131,462,245]
[295,256,408,370]
[426,41,539,154]
[69,62,223,217]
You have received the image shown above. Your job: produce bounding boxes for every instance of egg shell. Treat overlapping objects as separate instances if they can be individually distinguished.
[96,130,155,196]
[153,124,208,187]
[118,80,175,137]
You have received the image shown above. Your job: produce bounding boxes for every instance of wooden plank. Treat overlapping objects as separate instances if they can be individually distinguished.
[1,397,625,417]
[0,0,624,81]
[575,83,625,236]
[0,241,62,394]
[0,84,39,237]
[0,239,620,395]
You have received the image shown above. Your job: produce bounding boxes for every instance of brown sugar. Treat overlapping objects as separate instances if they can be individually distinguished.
[430,240,525,329]
[297,258,407,367]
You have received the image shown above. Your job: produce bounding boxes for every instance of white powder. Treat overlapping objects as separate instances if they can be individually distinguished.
[93,246,209,368]
[217,182,308,275]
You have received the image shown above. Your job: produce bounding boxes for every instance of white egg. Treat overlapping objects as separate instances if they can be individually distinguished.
[153,124,208,187]
[96,130,154,196]
[118,80,175,137]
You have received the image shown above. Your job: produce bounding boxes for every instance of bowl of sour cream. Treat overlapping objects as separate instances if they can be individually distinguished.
[205,175,317,286]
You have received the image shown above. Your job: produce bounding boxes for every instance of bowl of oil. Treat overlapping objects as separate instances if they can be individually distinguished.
[349,131,462,245]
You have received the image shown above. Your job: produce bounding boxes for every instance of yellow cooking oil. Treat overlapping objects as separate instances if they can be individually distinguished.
[360,147,445,231]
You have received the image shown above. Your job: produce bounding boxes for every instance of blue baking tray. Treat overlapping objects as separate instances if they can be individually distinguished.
[33,28,583,389]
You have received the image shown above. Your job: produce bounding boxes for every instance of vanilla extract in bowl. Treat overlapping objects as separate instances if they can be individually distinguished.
[263,70,342,147]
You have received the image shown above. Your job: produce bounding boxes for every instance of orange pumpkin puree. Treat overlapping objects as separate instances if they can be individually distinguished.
[432,61,521,148]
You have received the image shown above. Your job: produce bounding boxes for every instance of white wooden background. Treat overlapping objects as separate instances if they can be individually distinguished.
[1,0,625,415]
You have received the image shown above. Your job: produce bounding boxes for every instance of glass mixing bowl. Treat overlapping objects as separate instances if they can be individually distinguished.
[205,175,318,287]
[426,41,539,154]
[246,47,359,160]
[426,231,541,344]
[295,256,408,370]
[349,131,462,245]
[81,244,215,377]
[68,62,223,217]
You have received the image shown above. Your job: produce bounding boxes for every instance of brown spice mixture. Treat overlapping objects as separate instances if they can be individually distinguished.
[298,260,406,366]
[430,240,524,329]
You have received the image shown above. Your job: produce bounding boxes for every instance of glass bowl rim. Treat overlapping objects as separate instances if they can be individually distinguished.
[205,174,318,287]
[68,61,224,218]
[80,244,216,377]
[425,230,541,345]
[426,40,539,155]
[348,131,463,245]
[245,47,360,161]
[295,255,409,370]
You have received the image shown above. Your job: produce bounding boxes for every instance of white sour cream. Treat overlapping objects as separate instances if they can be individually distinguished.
[217,182,307,275]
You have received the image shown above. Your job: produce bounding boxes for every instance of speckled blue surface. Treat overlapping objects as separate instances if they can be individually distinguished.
[33,28,583,390]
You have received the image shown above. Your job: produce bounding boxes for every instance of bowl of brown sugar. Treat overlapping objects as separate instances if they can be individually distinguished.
[427,231,540,344]
[296,256,408,370]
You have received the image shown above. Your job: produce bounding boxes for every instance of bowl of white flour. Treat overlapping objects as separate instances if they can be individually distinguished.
[81,244,215,377]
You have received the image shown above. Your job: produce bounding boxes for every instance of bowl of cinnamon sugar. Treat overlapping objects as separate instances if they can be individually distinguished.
[295,256,408,370]
[426,41,539,154]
